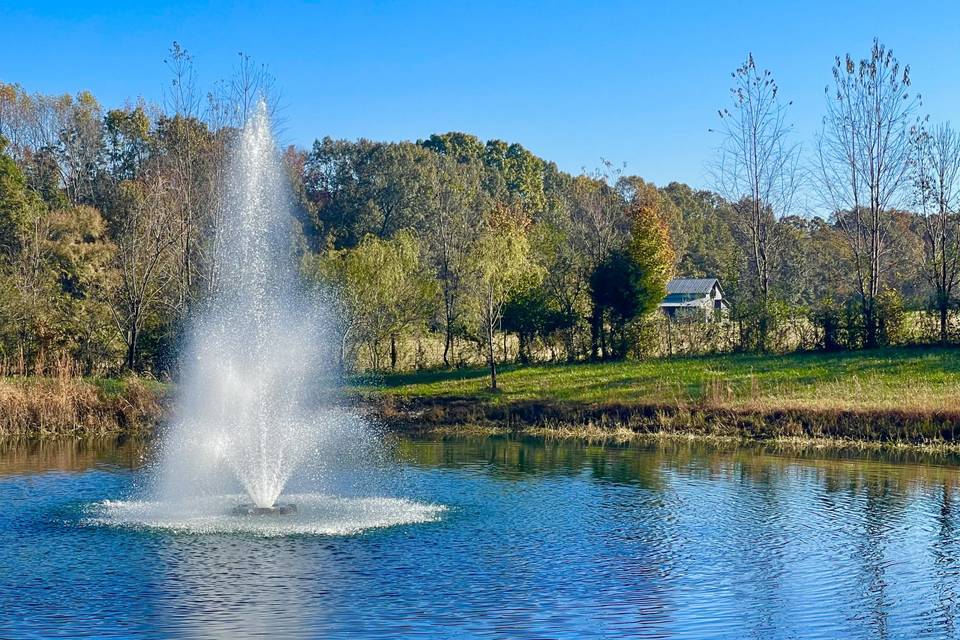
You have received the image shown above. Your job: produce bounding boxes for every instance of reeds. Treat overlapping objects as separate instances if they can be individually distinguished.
[0,375,164,438]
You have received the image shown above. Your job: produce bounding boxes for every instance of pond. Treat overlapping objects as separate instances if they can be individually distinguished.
[4,435,960,638]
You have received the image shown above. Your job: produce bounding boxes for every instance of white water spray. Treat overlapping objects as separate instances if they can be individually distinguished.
[159,103,337,508]
[88,103,443,534]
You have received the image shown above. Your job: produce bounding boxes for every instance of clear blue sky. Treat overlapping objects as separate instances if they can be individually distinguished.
[2,0,959,189]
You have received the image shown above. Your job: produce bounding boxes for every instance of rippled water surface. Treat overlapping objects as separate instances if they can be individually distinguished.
[5,436,960,638]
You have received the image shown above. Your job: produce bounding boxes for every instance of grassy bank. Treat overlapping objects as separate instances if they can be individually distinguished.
[0,376,167,438]
[354,346,960,444]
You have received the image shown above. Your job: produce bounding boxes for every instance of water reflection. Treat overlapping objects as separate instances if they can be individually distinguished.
[0,436,145,475]
[4,435,960,638]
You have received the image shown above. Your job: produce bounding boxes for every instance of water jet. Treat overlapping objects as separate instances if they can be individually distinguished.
[153,101,344,510]
[93,101,443,538]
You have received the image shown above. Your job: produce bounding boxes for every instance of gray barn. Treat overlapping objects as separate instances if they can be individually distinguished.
[660,278,728,321]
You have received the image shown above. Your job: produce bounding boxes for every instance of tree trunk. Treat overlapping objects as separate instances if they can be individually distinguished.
[390,334,398,370]
[940,300,950,344]
[599,315,608,361]
[618,321,628,360]
[590,305,602,361]
[125,326,138,371]
[487,323,497,391]
[863,301,878,349]
[564,329,576,363]
[758,308,768,352]
[443,324,453,368]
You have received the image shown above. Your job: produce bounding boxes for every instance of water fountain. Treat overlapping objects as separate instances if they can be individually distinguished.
[88,103,442,535]
[156,101,333,516]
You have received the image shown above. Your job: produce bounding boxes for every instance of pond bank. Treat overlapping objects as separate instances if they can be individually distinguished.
[369,394,960,451]
[353,346,960,450]
[0,377,166,438]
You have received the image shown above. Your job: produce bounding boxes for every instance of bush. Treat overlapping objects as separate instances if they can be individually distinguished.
[877,289,906,347]
[811,297,843,351]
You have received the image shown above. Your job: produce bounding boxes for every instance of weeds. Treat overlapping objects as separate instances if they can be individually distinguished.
[0,376,165,438]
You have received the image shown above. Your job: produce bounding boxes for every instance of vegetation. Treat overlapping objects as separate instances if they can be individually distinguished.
[0,374,164,438]
[0,38,958,397]
[357,346,960,445]
[358,346,960,413]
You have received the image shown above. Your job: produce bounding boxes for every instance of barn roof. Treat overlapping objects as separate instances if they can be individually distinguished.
[665,278,721,296]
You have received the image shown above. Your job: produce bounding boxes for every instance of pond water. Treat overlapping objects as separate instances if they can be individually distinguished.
[4,435,960,639]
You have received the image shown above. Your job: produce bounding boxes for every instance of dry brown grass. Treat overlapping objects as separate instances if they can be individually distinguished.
[0,376,165,438]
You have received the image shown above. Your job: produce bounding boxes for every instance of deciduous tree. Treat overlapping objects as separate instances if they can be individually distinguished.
[714,54,799,350]
[912,123,960,343]
[817,40,919,348]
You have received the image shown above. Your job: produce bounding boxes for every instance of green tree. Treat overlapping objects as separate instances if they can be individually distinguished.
[32,205,118,373]
[420,131,485,164]
[502,282,572,364]
[0,136,41,256]
[483,140,546,216]
[566,171,630,358]
[104,105,152,182]
[304,231,436,371]
[465,216,539,389]
[590,192,674,359]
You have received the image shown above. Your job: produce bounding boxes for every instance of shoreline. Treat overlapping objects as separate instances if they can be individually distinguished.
[368,394,960,454]
[5,372,960,459]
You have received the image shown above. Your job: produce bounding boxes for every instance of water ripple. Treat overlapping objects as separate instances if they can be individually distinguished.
[4,438,960,638]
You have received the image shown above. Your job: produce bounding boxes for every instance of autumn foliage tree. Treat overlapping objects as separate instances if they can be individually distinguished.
[590,187,674,359]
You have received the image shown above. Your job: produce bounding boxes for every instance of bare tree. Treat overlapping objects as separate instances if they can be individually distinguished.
[714,53,799,350]
[56,91,105,206]
[229,53,282,127]
[111,169,182,370]
[816,39,919,348]
[163,42,201,118]
[427,156,484,367]
[201,52,283,132]
[912,122,960,343]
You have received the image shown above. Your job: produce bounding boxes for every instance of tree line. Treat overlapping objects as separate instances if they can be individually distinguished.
[0,40,956,386]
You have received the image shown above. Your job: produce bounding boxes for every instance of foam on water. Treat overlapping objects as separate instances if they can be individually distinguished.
[86,495,446,537]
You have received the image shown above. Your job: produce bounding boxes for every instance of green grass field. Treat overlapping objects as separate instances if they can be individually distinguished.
[353,346,960,412]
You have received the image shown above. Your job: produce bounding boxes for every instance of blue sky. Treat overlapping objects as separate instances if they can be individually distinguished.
[2,1,959,190]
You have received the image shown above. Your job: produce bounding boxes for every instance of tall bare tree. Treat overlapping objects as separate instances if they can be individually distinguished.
[56,91,104,206]
[912,122,960,343]
[111,169,182,370]
[163,42,201,118]
[714,53,799,350]
[816,39,919,348]
[427,156,484,367]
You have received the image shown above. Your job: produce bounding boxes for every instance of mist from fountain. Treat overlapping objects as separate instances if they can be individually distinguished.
[156,102,334,509]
